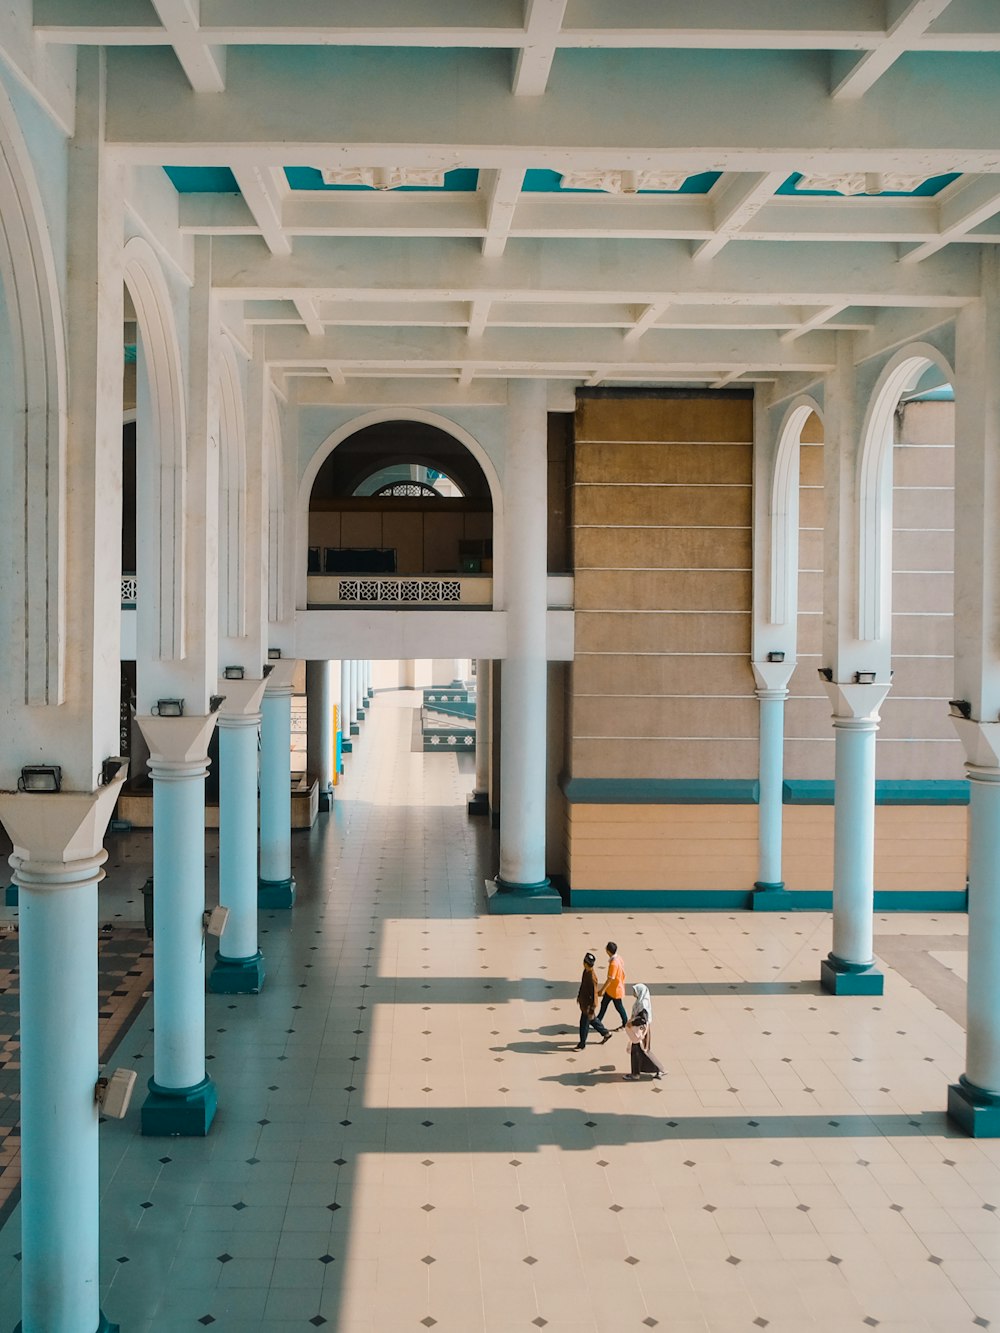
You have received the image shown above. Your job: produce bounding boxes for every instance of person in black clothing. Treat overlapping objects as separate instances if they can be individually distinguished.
[574,951,612,1050]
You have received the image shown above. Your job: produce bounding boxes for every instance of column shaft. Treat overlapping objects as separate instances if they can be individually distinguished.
[259,684,295,906]
[966,772,1000,1093]
[18,864,102,1333]
[211,715,265,991]
[340,658,352,752]
[756,691,787,889]
[305,660,333,793]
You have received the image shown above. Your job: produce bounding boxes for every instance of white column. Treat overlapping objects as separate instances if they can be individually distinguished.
[0,778,125,1333]
[340,658,352,753]
[259,659,297,907]
[350,659,361,729]
[750,660,794,897]
[469,658,491,814]
[306,659,333,794]
[819,681,890,994]
[493,380,559,910]
[209,677,267,994]
[948,255,1000,1134]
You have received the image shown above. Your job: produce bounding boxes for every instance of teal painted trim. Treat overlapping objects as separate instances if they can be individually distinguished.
[783,779,970,805]
[18,1320,119,1333]
[140,1075,217,1137]
[522,168,721,194]
[258,877,296,910]
[208,950,266,995]
[163,165,238,193]
[562,777,759,805]
[776,171,959,197]
[570,890,755,909]
[284,166,478,192]
[4,885,16,906]
[341,739,353,753]
[350,723,360,735]
[571,888,966,911]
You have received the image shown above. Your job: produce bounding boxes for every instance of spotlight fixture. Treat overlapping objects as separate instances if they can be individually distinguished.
[209,695,226,713]
[95,1068,137,1120]
[153,698,184,717]
[223,665,245,681]
[267,648,282,660]
[766,651,785,663]
[854,670,877,684]
[817,667,833,682]
[948,699,972,719]
[18,765,61,793]
[203,905,230,937]
[262,663,274,678]
[100,756,127,786]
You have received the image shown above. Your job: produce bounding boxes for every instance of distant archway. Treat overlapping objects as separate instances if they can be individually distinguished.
[769,397,824,631]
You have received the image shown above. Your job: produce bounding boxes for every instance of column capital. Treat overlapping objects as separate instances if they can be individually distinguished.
[136,713,216,779]
[216,676,267,718]
[952,717,1000,771]
[0,774,125,877]
[821,679,890,723]
[263,658,298,691]
[752,660,795,693]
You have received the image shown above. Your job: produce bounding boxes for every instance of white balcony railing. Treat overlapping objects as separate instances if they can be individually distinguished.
[121,574,138,606]
[307,574,492,607]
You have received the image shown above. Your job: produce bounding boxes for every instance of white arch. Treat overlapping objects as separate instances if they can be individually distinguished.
[0,79,67,704]
[265,391,285,625]
[123,235,187,660]
[857,343,954,642]
[769,396,823,629]
[217,337,246,639]
[297,409,504,611]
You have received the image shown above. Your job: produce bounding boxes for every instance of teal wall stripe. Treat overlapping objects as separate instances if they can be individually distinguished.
[568,888,967,911]
[782,780,970,806]
[561,778,759,805]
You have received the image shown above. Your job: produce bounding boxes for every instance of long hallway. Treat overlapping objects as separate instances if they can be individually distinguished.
[0,691,996,1332]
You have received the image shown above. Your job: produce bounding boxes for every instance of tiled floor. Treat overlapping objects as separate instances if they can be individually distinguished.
[0,689,997,1332]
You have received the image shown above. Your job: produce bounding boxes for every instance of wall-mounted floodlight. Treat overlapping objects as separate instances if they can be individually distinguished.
[100,757,127,786]
[18,765,61,793]
[262,663,274,678]
[949,699,972,719]
[203,905,230,937]
[267,648,282,660]
[817,667,833,682]
[766,651,785,663]
[95,1068,137,1120]
[153,699,184,717]
[209,695,226,713]
[854,670,877,684]
[223,665,245,681]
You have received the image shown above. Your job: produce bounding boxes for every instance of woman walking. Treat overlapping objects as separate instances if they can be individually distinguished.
[622,982,665,1080]
[575,952,613,1050]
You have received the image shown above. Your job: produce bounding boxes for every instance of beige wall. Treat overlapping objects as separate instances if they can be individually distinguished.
[309,503,492,575]
[568,393,756,782]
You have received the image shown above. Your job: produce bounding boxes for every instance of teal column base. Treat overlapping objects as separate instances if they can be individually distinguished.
[318,789,332,813]
[341,739,353,754]
[4,884,16,907]
[752,881,792,910]
[208,949,266,994]
[350,723,360,736]
[362,698,371,710]
[467,791,488,817]
[820,952,884,996]
[486,877,562,915]
[367,688,374,699]
[948,1076,1000,1137]
[16,1318,117,1333]
[141,1075,217,1137]
[258,877,296,909]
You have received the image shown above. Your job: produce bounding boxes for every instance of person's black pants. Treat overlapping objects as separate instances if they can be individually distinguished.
[578,1010,609,1046]
[597,994,629,1028]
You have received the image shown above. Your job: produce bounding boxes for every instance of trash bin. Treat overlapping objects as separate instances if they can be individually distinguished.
[140,876,154,938]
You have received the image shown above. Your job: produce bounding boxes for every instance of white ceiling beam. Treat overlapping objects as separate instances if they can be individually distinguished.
[624,302,669,344]
[103,46,1000,174]
[900,173,1000,263]
[292,297,324,336]
[693,171,788,262]
[150,0,227,92]
[780,303,848,343]
[481,168,525,258]
[831,0,954,100]
[209,235,981,308]
[512,0,568,95]
[291,377,510,408]
[324,362,346,387]
[230,165,291,255]
[468,299,491,339]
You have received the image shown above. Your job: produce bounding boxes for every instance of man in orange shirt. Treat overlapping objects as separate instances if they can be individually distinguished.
[596,941,628,1030]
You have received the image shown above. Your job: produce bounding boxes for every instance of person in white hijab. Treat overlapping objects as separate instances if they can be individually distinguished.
[622,982,665,1081]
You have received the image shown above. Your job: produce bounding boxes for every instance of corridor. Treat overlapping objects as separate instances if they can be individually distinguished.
[0,692,993,1333]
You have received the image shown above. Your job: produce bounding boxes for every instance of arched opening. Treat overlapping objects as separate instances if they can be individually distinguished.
[306,419,494,604]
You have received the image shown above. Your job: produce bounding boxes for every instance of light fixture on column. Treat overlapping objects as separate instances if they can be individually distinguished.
[100,756,127,786]
[223,665,245,680]
[210,695,226,713]
[17,764,62,793]
[948,699,972,719]
[262,663,274,678]
[153,698,184,717]
[766,651,785,663]
[817,667,833,682]
[202,905,230,937]
[267,648,282,660]
[94,1068,138,1120]
[854,670,877,684]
